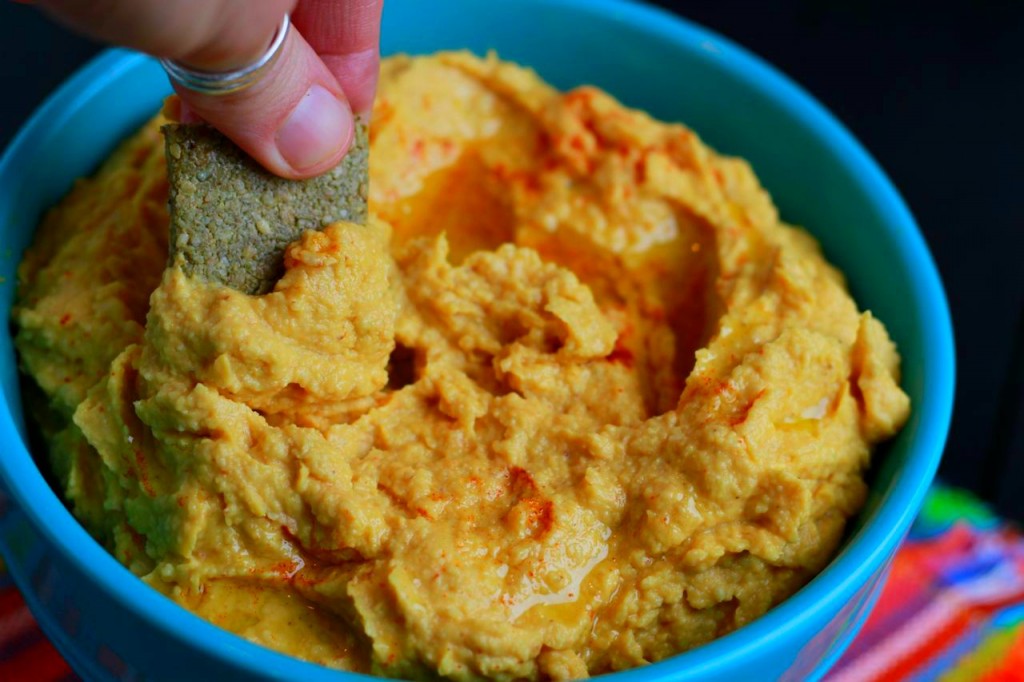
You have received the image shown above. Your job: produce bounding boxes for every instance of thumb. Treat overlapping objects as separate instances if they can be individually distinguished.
[172,25,355,179]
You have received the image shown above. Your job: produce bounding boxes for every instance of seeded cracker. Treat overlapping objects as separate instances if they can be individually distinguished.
[163,121,369,294]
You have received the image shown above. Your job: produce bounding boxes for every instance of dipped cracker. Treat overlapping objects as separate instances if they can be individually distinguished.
[163,121,369,295]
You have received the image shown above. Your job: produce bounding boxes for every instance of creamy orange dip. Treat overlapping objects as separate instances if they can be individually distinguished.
[14,52,909,680]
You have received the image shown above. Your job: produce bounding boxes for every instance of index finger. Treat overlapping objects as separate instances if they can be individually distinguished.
[292,0,383,116]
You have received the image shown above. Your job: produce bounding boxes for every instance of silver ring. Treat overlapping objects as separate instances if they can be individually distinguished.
[160,15,291,95]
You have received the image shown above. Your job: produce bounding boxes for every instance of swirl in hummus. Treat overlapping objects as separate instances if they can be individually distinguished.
[14,52,910,680]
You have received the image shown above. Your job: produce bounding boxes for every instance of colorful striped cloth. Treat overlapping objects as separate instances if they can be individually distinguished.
[826,487,1024,681]
[2,486,1023,681]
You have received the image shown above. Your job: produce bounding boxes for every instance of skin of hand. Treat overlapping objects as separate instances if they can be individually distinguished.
[34,0,384,179]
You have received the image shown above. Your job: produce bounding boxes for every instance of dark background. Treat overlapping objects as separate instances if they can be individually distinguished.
[1,1,1022,515]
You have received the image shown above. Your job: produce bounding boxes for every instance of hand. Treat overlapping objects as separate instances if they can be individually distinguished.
[35,0,383,179]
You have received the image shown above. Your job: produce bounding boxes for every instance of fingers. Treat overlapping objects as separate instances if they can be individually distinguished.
[292,0,384,116]
[35,0,374,178]
[35,0,297,71]
[171,27,355,179]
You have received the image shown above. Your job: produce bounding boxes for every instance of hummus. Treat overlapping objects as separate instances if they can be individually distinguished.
[14,52,910,679]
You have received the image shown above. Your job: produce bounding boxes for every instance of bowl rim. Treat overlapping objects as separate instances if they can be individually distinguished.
[0,0,954,679]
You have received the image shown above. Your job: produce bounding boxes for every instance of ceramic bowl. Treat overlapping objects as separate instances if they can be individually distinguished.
[0,1,954,679]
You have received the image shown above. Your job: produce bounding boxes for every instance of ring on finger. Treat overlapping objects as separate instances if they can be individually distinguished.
[160,15,291,96]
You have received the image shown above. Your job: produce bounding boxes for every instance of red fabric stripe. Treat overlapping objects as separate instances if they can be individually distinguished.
[0,634,74,681]
[0,588,73,680]
[0,587,29,618]
[0,602,44,655]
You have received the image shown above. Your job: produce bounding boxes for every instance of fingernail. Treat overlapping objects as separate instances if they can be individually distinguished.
[276,85,352,172]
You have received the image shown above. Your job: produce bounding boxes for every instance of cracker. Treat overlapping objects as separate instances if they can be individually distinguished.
[163,121,369,295]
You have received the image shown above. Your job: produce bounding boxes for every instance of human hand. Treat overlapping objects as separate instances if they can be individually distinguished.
[34,0,383,179]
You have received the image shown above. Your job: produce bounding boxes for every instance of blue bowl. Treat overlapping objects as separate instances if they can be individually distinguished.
[0,0,954,679]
